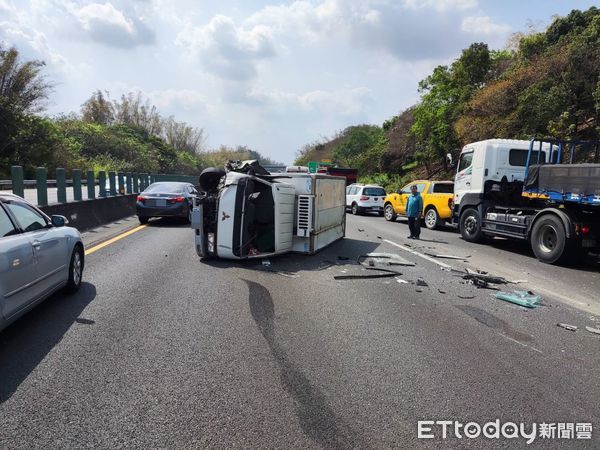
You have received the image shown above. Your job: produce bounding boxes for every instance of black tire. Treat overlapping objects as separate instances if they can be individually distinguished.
[199,167,226,192]
[530,214,570,264]
[384,203,396,221]
[351,203,360,215]
[460,208,484,242]
[138,216,149,224]
[65,246,83,293]
[424,207,440,230]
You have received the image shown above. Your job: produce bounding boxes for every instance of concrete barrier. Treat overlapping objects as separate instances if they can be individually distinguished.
[40,194,137,232]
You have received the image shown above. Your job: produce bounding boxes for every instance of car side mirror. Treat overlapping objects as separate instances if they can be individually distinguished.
[51,215,68,227]
[446,152,456,169]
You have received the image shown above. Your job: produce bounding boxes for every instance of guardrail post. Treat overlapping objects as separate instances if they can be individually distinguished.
[108,171,116,196]
[56,168,67,203]
[11,166,24,198]
[72,169,82,201]
[126,172,132,194]
[117,172,125,194]
[132,173,139,193]
[98,171,107,197]
[36,167,48,206]
[87,170,95,199]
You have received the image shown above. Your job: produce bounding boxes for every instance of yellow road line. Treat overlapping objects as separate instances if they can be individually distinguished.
[85,225,148,256]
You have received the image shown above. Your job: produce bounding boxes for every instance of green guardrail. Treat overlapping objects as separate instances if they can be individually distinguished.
[4,166,199,206]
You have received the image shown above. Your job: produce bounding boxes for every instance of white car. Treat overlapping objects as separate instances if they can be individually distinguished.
[345,184,386,216]
[0,193,84,332]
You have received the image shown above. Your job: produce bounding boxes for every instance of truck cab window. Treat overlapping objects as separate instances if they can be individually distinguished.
[509,149,546,166]
[458,152,473,172]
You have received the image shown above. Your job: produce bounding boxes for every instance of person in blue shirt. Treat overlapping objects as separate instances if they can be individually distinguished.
[406,184,423,239]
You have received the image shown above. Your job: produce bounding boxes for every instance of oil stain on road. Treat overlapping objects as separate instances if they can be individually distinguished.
[244,279,367,449]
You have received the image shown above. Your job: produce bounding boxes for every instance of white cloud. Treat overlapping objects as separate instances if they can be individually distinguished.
[461,15,512,36]
[75,2,135,34]
[69,2,155,48]
[175,15,276,81]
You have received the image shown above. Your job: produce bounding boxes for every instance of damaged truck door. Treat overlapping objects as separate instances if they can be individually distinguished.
[191,160,346,259]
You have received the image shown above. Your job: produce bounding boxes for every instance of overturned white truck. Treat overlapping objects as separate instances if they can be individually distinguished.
[191,161,346,259]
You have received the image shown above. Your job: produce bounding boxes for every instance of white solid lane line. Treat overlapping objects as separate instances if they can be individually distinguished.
[383,239,452,269]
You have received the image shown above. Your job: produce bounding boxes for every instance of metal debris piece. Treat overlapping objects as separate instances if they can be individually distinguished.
[438,289,447,294]
[358,228,365,232]
[557,323,578,332]
[462,272,508,286]
[337,256,350,260]
[262,259,271,266]
[585,326,600,335]
[334,272,399,280]
[396,279,409,284]
[415,288,423,293]
[509,279,528,284]
[457,294,475,299]
[357,253,415,267]
[495,290,541,308]
[416,278,428,287]
[425,253,470,260]
[377,236,382,239]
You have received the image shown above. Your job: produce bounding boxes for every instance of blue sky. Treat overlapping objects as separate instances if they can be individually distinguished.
[1,0,597,164]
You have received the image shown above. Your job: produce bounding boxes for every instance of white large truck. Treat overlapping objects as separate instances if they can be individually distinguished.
[452,138,600,264]
[191,161,346,259]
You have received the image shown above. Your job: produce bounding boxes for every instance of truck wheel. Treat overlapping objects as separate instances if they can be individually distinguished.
[424,207,440,230]
[351,203,360,215]
[460,208,484,242]
[384,203,396,221]
[530,215,569,264]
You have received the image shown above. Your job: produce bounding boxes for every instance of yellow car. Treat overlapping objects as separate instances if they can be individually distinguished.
[383,180,454,229]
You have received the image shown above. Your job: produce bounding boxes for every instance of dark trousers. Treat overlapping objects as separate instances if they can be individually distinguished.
[408,216,420,238]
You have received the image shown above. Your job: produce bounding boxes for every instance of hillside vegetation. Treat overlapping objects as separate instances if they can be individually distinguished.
[295,7,600,192]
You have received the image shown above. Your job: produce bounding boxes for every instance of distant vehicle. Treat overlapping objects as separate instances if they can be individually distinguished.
[346,184,386,216]
[383,180,454,229]
[326,167,358,185]
[0,193,84,332]
[136,182,198,224]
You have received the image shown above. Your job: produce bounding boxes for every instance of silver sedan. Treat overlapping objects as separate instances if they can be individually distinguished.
[0,193,84,332]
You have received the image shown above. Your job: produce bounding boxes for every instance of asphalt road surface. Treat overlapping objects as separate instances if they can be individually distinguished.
[1,214,599,448]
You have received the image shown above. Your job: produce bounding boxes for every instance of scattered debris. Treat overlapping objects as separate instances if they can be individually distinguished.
[336,256,350,261]
[585,326,600,335]
[358,228,364,232]
[262,259,271,266]
[457,294,475,299]
[509,279,528,284]
[396,279,409,284]
[415,288,423,293]
[357,253,416,267]
[438,289,447,294]
[416,278,428,287]
[377,236,382,239]
[495,290,541,308]
[425,253,471,260]
[557,323,578,332]
[276,271,300,278]
[462,272,509,287]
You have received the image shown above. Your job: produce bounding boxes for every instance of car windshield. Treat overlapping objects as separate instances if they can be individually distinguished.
[144,183,186,194]
[363,187,385,196]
